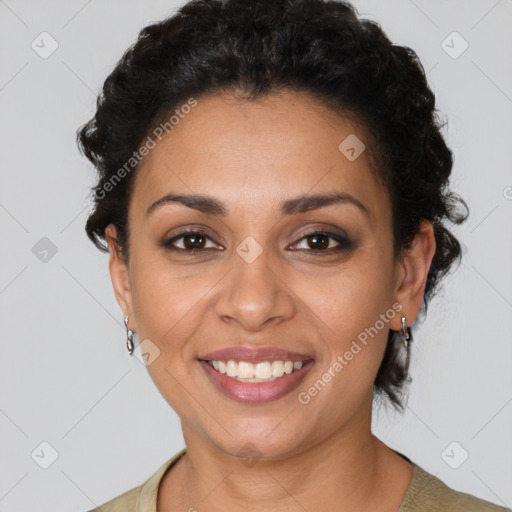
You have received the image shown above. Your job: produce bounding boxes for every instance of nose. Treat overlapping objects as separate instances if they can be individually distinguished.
[214,246,296,332]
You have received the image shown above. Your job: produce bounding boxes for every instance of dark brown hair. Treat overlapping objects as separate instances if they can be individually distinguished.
[76,0,469,410]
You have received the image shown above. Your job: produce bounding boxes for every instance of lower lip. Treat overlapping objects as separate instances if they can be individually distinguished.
[199,360,315,403]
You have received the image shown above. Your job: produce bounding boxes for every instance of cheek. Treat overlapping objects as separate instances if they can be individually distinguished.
[128,259,212,410]
[296,263,392,379]
[129,256,214,355]
[299,259,392,331]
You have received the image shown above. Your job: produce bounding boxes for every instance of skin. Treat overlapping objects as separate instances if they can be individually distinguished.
[106,90,436,511]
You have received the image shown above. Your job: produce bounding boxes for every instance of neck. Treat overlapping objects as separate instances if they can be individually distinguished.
[158,409,412,511]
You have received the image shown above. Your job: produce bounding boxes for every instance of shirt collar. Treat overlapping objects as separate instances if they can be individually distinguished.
[137,448,187,512]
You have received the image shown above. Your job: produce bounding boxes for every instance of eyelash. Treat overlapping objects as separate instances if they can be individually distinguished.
[161,229,353,255]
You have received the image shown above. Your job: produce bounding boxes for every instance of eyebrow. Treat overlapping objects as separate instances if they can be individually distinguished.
[146,191,370,218]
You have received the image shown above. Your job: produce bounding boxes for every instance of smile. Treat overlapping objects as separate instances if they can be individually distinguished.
[205,359,306,382]
[199,358,315,403]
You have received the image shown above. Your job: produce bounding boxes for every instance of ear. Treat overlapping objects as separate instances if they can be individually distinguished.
[105,224,137,331]
[390,220,436,331]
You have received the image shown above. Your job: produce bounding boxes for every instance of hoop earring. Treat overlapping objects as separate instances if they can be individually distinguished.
[124,316,135,356]
[401,316,412,350]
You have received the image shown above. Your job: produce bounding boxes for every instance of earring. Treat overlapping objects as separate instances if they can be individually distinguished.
[124,316,135,356]
[401,316,412,350]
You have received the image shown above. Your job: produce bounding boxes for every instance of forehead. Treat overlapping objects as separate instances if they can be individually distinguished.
[131,91,390,223]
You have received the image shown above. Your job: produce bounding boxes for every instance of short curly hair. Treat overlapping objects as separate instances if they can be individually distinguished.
[76,0,469,410]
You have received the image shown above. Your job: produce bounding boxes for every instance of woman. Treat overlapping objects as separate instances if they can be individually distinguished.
[77,0,509,510]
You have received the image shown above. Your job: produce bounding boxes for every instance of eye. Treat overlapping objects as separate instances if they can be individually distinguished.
[162,229,353,255]
[162,230,221,252]
[289,230,353,253]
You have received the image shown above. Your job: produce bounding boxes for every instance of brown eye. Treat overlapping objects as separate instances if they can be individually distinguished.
[182,233,206,249]
[306,233,330,250]
[162,230,219,252]
[291,231,353,253]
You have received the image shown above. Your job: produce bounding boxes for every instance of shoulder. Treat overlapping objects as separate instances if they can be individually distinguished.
[86,448,187,512]
[86,486,140,512]
[399,462,511,512]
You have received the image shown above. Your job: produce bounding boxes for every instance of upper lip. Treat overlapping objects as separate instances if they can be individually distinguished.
[198,346,314,363]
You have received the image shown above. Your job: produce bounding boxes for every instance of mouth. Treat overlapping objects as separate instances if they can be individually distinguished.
[200,358,312,382]
[197,346,315,403]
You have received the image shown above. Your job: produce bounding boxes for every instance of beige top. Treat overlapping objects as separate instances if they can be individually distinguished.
[88,448,510,512]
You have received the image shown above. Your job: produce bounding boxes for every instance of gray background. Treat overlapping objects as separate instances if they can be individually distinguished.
[1,0,511,510]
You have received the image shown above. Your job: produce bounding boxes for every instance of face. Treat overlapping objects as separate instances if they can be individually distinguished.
[107,90,434,460]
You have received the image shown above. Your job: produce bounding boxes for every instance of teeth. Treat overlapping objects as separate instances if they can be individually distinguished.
[226,360,238,377]
[255,362,273,379]
[238,361,254,379]
[272,361,285,378]
[207,359,305,382]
